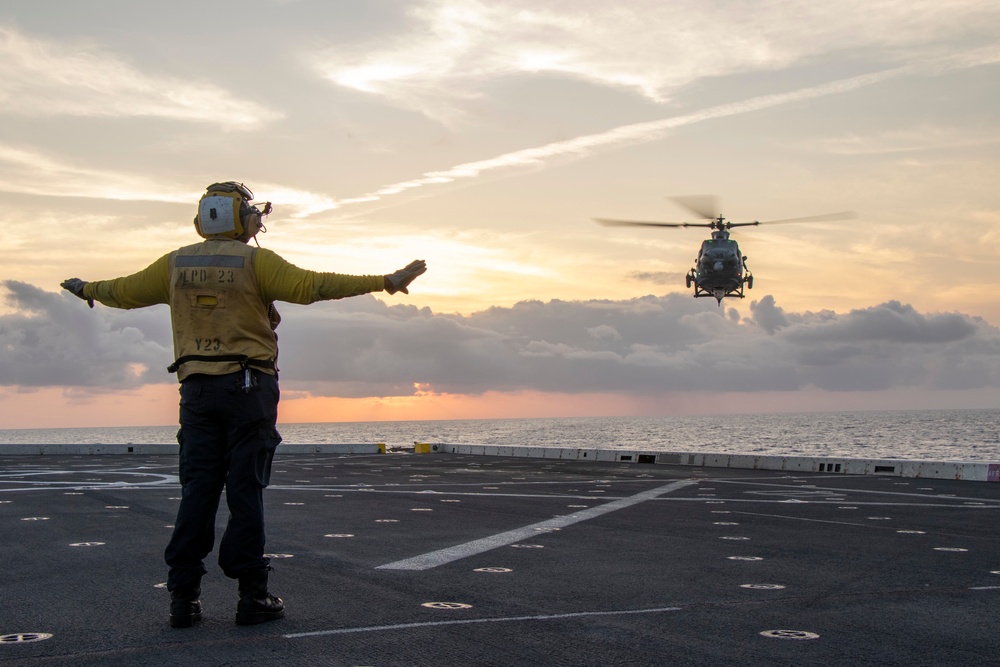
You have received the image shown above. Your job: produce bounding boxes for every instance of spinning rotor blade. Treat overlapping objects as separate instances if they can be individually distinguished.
[668,195,718,220]
[755,211,859,225]
[594,218,711,229]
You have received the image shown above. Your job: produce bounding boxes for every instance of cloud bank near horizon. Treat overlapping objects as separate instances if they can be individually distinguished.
[3,280,998,400]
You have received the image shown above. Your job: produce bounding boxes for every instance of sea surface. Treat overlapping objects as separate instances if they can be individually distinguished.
[1,409,998,462]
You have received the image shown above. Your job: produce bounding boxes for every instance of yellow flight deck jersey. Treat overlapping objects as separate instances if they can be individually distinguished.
[84,238,385,381]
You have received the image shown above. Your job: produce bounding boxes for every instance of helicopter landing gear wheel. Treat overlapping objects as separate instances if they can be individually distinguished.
[685,273,693,289]
[746,275,754,289]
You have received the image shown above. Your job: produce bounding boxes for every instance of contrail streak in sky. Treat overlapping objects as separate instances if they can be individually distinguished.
[336,44,1000,212]
[341,67,910,207]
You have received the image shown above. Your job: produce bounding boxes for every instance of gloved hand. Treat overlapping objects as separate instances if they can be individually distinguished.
[384,259,427,295]
[61,278,94,308]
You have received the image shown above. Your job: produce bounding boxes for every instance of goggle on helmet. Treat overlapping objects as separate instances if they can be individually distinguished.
[193,181,272,240]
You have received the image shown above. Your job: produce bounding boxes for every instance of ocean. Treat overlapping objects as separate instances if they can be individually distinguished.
[1,409,998,462]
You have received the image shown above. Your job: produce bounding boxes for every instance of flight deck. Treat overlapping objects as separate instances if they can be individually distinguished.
[2,449,998,666]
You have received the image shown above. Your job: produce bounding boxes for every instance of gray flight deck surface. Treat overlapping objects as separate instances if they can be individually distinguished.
[2,450,998,666]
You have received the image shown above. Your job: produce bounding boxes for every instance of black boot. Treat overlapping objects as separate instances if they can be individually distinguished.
[169,583,202,628]
[235,567,284,626]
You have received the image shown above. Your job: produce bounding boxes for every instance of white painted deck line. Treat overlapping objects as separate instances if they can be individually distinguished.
[376,480,695,571]
[285,605,683,639]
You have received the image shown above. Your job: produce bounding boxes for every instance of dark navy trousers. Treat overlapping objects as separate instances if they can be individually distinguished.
[164,370,281,591]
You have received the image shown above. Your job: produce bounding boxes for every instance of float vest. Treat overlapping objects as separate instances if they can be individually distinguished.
[167,239,278,381]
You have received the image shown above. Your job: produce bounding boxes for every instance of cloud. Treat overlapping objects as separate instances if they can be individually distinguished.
[0,281,171,389]
[301,1,1000,215]
[323,40,1000,214]
[628,271,686,285]
[0,27,282,128]
[797,124,1000,156]
[329,66,914,211]
[0,144,339,218]
[0,144,202,203]
[312,0,1000,122]
[4,280,1000,399]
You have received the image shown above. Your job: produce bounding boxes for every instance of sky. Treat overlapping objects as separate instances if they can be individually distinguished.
[1,0,999,429]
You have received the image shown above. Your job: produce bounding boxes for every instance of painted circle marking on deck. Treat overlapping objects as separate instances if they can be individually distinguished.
[991,571,1000,575]
[168,497,181,500]
[154,583,167,589]
[897,530,926,534]
[741,584,785,590]
[705,501,725,505]
[376,519,399,523]
[934,547,968,552]
[105,506,129,509]
[324,495,343,498]
[474,567,512,573]
[721,536,749,541]
[69,542,104,547]
[714,522,739,526]
[325,534,354,538]
[867,517,892,520]
[411,508,433,512]
[422,602,472,610]
[62,493,81,496]
[511,544,544,549]
[839,507,858,510]
[0,633,53,644]
[265,553,294,558]
[728,556,763,561]
[483,487,499,490]
[21,517,48,521]
[568,505,588,508]
[760,629,819,640]
[284,502,305,506]
[534,527,560,532]
[711,510,731,514]
[441,500,461,503]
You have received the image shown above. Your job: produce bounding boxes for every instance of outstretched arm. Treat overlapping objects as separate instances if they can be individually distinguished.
[254,249,426,304]
[61,254,171,309]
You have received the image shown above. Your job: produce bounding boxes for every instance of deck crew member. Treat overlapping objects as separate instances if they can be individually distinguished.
[61,181,426,628]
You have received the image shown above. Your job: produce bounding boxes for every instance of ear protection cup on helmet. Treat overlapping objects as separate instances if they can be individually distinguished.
[194,191,244,239]
[193,182,268,240]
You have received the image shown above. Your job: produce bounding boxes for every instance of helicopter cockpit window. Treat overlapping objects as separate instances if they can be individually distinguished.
[700,241,740,272]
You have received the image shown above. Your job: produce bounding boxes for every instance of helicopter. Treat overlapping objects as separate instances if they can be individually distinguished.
[595,196,857,305]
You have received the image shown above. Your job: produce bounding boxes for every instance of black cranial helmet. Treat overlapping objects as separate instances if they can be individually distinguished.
[193,182,271,240]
